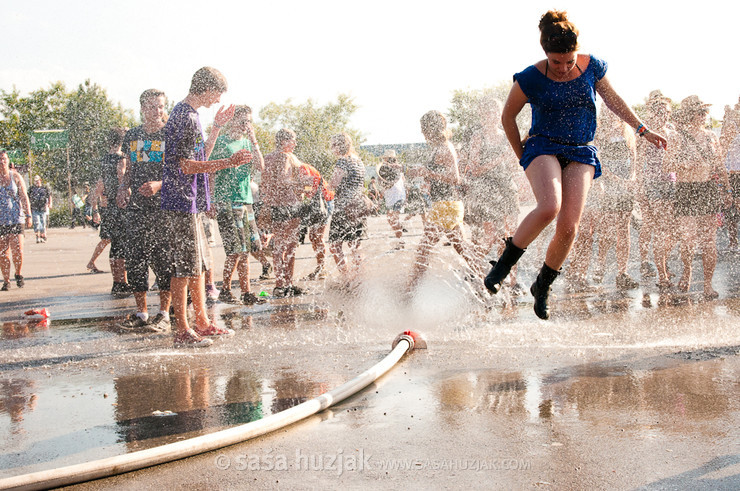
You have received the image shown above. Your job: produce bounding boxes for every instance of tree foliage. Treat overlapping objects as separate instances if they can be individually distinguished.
[0,80,135,192]
[257,94,366,177]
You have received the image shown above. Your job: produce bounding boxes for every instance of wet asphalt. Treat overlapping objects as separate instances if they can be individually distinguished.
[1,216,739,490]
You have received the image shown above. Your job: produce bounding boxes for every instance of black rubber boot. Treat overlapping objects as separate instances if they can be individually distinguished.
[484,237,526,294]
[530,263,561,320]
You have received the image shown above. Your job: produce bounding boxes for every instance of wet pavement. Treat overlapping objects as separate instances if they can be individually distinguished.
[1,218,740,489]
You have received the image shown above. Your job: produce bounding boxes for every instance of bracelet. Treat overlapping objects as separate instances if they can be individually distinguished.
[213,122,223,129]
[636,124,650,137]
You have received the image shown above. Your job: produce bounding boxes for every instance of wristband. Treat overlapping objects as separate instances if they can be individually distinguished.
[636,124,649,137]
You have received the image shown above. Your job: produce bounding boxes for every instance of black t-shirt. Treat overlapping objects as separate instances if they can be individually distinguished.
[29,184,51,212]
[101,153,125,204]
[122,125,166,212]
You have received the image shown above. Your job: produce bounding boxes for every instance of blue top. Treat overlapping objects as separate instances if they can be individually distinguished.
[514,55,607,145]
[161,101,210,213]
[0,177,21,226]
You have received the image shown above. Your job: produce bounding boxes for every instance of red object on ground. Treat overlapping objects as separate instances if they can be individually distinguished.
[24,308,50,319]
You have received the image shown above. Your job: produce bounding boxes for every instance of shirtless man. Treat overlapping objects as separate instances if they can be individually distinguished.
[260,129,310,297]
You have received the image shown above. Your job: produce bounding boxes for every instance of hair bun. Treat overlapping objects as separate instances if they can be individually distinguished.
[539,10,569,31]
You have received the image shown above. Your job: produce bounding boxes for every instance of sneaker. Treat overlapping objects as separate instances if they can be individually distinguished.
[194,323,235,337]
[15,275,24,288]
[174,329,213,348]
[640,261,657,278]
[148,312,171,333]
[218,289,242,304]
[242,291,267,305]
[205,284,220,300]
[288,285,306,296]
[115,314,150,332]
[1,281,9,291]
[616,273,639,290]
[259,262,273,280]
[272,286,289,298]
[304,266,326,281]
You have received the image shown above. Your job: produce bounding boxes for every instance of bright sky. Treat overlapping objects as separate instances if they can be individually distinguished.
[2,0,737,145]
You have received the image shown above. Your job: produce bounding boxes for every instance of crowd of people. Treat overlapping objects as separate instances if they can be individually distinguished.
[2,10,740,338]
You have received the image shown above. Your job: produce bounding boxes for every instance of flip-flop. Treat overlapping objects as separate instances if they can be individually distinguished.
[87,265,104,274]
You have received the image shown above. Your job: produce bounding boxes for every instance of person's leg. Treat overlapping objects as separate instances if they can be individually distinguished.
[638,198,655,265]
[615,211,632,275]
[236,253,251,293]
[542,162,594,269]
[188,272,212,330]
[170,277,191,335]
[408,223,441,291]
[284,218,300,286]
[447,226,485,276]
[698,216,719,297]
[512,156,565,249]
[308,224,326,272]
[654,201,676,286]
[387,210,403,239]
[677,216,696,292]
[566,208,596,285]
[531,162,593,319]
[0,235,10,284]
[88,239,110,270]
[594,213,615,283]
[10,233,23,278]
[222,254,238,291]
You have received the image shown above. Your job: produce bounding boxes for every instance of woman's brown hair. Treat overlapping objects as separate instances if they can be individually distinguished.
[539,10,579,53]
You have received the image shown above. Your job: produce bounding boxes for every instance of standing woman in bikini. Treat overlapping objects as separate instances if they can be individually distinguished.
[483,10,667,319]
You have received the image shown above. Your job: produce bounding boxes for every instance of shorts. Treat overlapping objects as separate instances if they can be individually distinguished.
[166,211,211,278]
[31,210,47,233]
[725,173,740,220]
[329,206,366,243]
[99,206,127,259]
[520,135,602,178]
[387,200,405,213]
[271,204,301,223]
[427,200,465,231]
[0,223,22,237]
[600,182,634,213]
[123,210,173,292]
[674,181,720,217]
[216,203,250,256]
[643,181,675,202]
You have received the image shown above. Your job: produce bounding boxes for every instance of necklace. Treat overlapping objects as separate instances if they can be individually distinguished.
[545,60,583,80]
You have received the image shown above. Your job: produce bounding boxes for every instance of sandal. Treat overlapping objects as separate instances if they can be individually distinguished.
[194,323,235,337]
[173,329,213,347]
[87,264,104,274]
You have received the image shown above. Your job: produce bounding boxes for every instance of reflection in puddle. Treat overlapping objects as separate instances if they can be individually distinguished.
[438,353,737,433]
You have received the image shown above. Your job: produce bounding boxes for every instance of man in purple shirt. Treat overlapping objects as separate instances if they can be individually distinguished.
[162,66,252,347]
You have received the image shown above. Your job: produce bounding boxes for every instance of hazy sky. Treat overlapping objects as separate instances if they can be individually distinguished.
[2,0,737,144]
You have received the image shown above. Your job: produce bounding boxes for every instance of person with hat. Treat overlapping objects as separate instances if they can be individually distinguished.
[664,95,730,298]
[28,174,52,243]
[636,90,677,289]
[720,96,740,251]
[377,149,407,249]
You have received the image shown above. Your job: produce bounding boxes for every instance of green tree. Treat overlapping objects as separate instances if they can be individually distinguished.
[1,80,135,191]
[64,79,135,188]
[447,82,515,146]
[257,94,366,176]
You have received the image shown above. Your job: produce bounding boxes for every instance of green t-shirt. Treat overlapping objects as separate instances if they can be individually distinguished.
[210,134,254,204]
